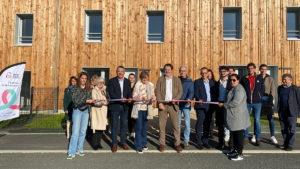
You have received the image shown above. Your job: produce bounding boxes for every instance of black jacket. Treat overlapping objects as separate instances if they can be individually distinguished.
[278,84,300,117]
[107,76,132,112]
[240,74,265,104]
[194,78,215,110]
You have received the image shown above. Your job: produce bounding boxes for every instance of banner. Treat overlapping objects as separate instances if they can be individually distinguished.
[0,62,26,122]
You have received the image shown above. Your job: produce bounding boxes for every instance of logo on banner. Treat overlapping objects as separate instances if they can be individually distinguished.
[6,72,12,78]
[0,89,19,110]
[6,72,20,79]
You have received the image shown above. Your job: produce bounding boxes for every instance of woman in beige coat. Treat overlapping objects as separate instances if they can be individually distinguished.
[90,77,109,150]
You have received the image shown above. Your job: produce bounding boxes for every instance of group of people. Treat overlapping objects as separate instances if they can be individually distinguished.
[63,63,300,161]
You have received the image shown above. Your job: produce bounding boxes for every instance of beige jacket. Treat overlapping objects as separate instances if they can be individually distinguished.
[90,86,108,133]
[264,75,276,98]
[155,76,183,111]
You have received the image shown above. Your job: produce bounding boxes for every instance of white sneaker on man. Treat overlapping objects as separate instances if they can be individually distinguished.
[251,135,256,143]
[231,154,244,161]
[270,136,278,144]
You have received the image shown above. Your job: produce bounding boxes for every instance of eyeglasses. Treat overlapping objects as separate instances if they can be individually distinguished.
[230,79,237,82]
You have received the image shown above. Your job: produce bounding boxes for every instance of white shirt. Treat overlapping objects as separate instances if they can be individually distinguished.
[118,78,124,98]
[165,77,173,101]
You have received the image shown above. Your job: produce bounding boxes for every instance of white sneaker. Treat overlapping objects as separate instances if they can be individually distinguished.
[231,154,244,161]
[224,136,230,142]
[270,136,278,144]
[251,135,256,143]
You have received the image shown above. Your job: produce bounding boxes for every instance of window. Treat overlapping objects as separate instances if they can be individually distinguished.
[223,7,242,40]
[287,7,300,40]
[146,11,164,43]
[84,10,103,42]
[15,14,33,46]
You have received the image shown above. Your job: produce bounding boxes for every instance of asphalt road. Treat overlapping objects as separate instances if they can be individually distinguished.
[0,153,300,169]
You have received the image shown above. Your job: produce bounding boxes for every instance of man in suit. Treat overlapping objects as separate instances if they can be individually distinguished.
[107,65,132,152]
[278,74,300,151]
[155,63,183,153]
[194,67,215,149]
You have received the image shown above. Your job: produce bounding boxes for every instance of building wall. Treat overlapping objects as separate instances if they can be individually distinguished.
[1,0,300,108]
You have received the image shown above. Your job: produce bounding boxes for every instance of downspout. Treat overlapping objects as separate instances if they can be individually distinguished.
[54,0,59,112]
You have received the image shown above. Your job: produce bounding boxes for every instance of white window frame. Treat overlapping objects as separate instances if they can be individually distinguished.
[15,14,34,46]
[84,10,103,43]
[287,7,300,41]
[223,7,242,41]
[146,10,164,43]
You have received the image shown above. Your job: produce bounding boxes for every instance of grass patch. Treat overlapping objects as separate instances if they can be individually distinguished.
[24,114,66,129]
[0,114,32,129]
[0,114,66,129]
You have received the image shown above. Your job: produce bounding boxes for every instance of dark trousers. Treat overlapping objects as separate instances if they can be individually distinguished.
[279,113,297,148]
[195,107,212,145]
[111,107,128,145]
[215,106,225,145]
[128,105,136,133]
[92,130,103,148]
[134,111,148,150]
[232,129,244,155]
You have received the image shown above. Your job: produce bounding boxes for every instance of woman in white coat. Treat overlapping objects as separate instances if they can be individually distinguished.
[90,77,109,150]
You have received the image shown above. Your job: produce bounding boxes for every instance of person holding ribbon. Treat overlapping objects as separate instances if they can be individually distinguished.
[67,72,95,160]
[107,65,132,152]
[90,77,109,150]
[155,63,183,153]
[131,71,156,154]
[178,65,194,148]
[219,74,251,161]
[194,67,215,149]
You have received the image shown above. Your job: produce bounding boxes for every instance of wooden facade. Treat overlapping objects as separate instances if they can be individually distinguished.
[1,0,300,109]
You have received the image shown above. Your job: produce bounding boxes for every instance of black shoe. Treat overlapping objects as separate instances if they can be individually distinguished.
[285,147,293,151]
[98,144,103,149]
[203,143,211,149]
[215,143,224,150]
[197,144,204,150]
[93,145,99,150]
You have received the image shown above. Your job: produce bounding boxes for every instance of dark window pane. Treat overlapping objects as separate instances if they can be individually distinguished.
[287,12,298,31]
[147,12,164,42]
[148,15,164,34]
[22,18,33,37]
[223,8,241,39]
[223,12,237,31]
[89,14,102,33]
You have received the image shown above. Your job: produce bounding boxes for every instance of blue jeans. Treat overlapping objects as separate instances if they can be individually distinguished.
[111,107,128,145]
[179,104,191,142]
[68,108,89,155]
[267,114,275,137]
[244,103,262,141]
[261,96,275,137]
[134,110,148,150]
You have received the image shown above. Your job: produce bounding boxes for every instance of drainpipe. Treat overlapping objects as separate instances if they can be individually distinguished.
[54,0,59,112]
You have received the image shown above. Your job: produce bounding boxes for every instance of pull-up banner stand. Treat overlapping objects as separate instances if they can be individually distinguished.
[0,62,26,122]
